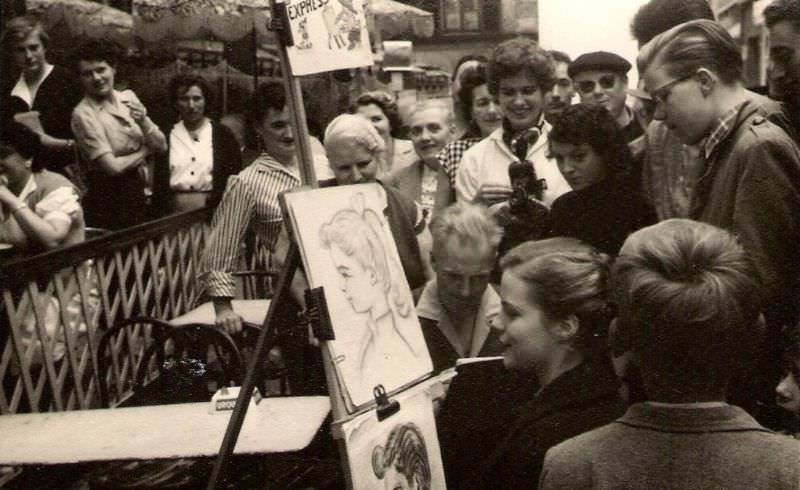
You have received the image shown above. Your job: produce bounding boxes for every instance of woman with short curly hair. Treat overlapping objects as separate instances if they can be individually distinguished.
[352,90,415,177]
[454,37,570,208]
[547,103,655,254]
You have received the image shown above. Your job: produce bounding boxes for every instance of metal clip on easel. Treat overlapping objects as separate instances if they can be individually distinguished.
[373,384,401,422]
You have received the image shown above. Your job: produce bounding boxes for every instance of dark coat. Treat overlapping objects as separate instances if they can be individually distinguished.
[691,97,800,331]
[153,121,242,215]
[419,316,504,373]
[1,65,83,173]
[462,358,626,490]
[548,175,656,255]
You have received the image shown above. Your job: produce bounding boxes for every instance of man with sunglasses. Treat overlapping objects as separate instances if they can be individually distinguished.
[568,51,644,144]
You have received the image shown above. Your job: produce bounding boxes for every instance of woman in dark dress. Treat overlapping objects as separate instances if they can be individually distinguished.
[152,74,241,215]
[547,103,655,255]
[445,238,625,489]
[0,16,82,178]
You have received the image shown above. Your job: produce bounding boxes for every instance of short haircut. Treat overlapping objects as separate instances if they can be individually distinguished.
[430,202,502,258]
[487,37,555,96]
[1,15,50,51]
[613,219,761,392]
[630,0,715,45]
[548,103,632,178]
[71,39,120,73]
[407,99,454,127]
[0,127,42,170]
[548,50,572,65]
[250,81,286,126]
[763,0,800,29]
[456,62,489,134]
[351,91,403,138]
[324,113,386,157]
[637,19,743,85]
[168,74,216,115]
[500,237,614,357]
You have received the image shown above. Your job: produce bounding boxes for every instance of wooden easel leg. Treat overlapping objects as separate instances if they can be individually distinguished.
[207,244,301,490]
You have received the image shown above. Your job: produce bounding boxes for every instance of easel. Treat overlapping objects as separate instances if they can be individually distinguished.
[207,1,363,487]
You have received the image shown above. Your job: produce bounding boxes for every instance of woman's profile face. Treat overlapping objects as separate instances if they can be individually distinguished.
[176,85,206,126]
[548,141,607,190]
[495,270,560,372]
[383,465,418,490]
[330,243,379,314]
[356,103,391,140]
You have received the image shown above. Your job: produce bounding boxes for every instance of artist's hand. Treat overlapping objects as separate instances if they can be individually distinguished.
[477,183,512,206]
[215,306,244,335]
[123,99,148,125]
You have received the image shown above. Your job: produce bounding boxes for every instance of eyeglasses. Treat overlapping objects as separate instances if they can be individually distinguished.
[649,73,695,104]
[575,75,617,94]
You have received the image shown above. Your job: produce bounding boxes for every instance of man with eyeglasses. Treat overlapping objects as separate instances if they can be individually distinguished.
[568,51,644,143]
[639,19,800,428]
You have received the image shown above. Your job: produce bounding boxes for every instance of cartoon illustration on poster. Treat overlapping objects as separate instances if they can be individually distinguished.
[282,184,433,409]
[285,0,373,75]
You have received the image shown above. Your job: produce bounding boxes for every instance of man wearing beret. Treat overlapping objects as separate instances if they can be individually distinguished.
[569,51,644,143]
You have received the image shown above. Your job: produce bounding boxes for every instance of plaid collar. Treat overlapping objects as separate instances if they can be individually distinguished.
[703,102,746,160]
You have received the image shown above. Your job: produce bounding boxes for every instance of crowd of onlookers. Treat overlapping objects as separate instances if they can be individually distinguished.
[2,0,800,487]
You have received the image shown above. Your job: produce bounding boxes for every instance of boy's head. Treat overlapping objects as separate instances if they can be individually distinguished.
[613,219,762,402]
[777,327,800,414]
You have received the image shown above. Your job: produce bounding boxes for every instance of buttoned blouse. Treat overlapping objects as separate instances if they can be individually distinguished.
[168,121,213,191]
[71,89,164,167]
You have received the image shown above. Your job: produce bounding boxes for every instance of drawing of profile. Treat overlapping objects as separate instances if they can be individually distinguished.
[372,422,432,490]
[320,193,420,392]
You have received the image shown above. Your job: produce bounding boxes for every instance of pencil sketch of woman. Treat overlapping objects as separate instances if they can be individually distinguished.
[372,422,431,490]
[320,192,420,391]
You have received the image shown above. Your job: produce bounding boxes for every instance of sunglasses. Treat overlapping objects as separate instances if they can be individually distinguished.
[576,75,618,94]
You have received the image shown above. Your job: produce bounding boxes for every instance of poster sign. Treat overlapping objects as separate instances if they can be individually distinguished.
[284,0,374,75]
[282,184,433,411]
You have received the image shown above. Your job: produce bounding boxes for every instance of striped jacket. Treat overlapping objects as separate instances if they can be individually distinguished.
[200,153,300,298]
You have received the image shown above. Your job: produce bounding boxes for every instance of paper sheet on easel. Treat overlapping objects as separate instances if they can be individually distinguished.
[284,0,373,75]
[339,386,446,489]
[282,184,433,410]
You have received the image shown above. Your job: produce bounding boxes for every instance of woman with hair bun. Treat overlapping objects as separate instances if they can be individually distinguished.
[320,192,419,390]
[455,238,625,489]
[372,422,432,490]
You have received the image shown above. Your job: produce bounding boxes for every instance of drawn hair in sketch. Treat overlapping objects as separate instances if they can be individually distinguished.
[372,422,431,490]
[319,193,411,318]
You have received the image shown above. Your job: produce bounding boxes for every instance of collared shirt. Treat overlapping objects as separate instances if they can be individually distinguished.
[200,153,301,298]
[11,63,54,108]
[455,124,571,206]
[71,89,165,166]
[438,137,482,187]
[416,279,501,358]
[704,102,747,160]
[168,120,213,192]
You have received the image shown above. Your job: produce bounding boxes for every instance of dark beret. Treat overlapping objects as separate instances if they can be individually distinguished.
[568,51,632,78]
